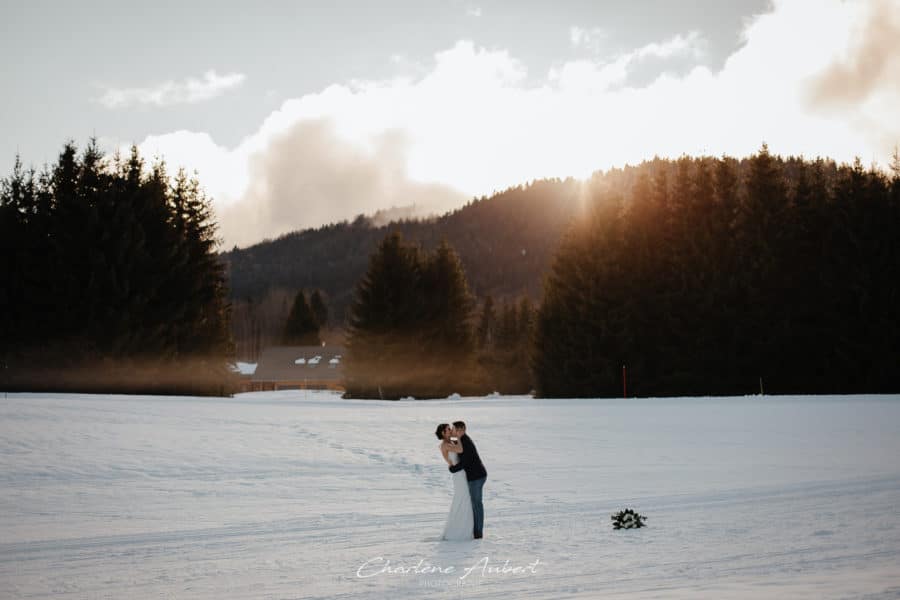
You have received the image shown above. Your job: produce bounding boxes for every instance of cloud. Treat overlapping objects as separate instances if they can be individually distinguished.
[466,6,482,17]
[99,70,246,108]
[553,31,706,92]
[633,31,705,60]
[130,0,900,248]
[569,26,606,51]
[806,0,900,146]
[215,119,466,247]
[132,130,247,201]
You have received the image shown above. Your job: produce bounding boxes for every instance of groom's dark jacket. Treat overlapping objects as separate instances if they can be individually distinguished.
[448,434,487,481]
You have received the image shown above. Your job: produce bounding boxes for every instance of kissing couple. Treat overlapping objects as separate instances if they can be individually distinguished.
[435,421,488,540]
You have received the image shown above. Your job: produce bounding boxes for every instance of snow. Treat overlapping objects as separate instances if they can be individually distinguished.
[231,361,257,375]
[1,391,900,598]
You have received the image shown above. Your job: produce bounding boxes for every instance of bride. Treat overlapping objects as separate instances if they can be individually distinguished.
[436,423,473,540]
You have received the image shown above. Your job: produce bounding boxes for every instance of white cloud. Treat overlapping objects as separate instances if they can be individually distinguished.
[569,26,606,51]
[129,0,900,248]
[99,70,246,108]
[215,120,466,247]
[552,31,706,92]
[131,129,246,199]
[466,6,482,17]
[634,31,705,60]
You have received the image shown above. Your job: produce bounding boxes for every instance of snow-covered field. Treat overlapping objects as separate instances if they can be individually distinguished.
[2,391,900,599]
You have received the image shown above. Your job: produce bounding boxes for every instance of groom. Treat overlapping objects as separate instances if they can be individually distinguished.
[448,421,487,539]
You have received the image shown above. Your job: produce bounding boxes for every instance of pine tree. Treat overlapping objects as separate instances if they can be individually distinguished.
[421,239,475,356]
[476,296,496,349]
[344,233,476,398]
[533,193,626,397]
[0,156,29,352]
[171,167,233,358]
[345,232,423,398]
[283,290,321,346]
[310,289,329,328]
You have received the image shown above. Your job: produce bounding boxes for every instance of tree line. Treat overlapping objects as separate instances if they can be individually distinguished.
[534,147,900,396]
[0,139,234,395]
[344,147,900,398]
[224,179,580,356]
[5,139,897,398]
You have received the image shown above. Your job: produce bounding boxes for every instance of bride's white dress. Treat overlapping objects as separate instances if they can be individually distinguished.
[441,451,474,540]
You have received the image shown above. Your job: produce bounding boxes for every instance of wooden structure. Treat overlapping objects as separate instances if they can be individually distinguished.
[250,346,345,391]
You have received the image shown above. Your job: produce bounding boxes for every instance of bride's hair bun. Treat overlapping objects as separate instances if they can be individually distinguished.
[435,423,449,439]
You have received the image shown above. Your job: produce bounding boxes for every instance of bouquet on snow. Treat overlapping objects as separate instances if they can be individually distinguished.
[611,508,647,529]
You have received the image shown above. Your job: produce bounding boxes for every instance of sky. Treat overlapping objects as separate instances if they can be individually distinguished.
[2,0,899,248]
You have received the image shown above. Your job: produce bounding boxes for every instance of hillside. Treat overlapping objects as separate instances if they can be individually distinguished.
[223,178,583,358]
[224,150,900,380]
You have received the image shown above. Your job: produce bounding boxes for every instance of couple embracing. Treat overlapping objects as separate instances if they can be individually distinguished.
[435,421,487,540]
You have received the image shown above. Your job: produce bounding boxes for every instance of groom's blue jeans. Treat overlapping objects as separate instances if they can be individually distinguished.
[468,476,486,536]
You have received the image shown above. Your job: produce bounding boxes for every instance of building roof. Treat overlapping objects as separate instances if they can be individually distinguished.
[252,346,345,382]
[230,361,257,376]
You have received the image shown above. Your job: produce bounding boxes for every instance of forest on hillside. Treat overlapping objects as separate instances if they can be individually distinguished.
[224,179,582,359]
[230,147,900,396]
